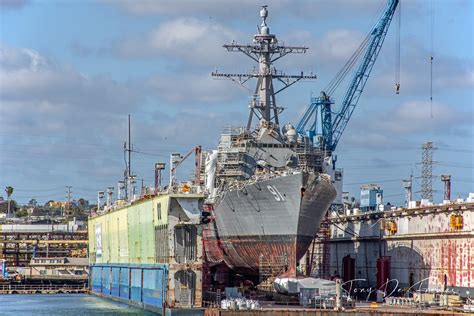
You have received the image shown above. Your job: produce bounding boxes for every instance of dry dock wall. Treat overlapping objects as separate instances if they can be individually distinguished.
[326,203,474,294]
[88,193,205,314]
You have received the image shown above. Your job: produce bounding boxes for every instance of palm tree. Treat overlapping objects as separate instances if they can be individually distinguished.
[5,186,13,218]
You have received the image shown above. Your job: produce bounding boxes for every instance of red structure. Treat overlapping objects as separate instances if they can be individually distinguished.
[342,255,355,284]
[376,256,391,290]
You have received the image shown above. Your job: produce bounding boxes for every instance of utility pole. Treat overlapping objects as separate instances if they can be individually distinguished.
[124,114,133,201]
[128,114,131,184]
[65,186,72,219]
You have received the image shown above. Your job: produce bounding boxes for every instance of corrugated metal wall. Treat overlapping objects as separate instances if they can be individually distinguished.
[88,195,170,265]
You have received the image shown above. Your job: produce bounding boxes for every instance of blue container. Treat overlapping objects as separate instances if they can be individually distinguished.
[119,267,130,299]
[130,268,142,302]
[111,267,120,297]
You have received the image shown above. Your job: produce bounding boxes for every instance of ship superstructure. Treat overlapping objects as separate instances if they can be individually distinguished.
[204,6,336,277]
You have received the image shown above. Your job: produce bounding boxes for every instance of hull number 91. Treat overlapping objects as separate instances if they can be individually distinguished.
[267,185,286,201]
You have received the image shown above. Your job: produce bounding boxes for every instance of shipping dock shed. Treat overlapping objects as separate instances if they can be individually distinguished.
[88,193,205,315]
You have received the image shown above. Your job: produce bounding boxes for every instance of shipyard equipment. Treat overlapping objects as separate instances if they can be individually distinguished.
[169,146,202,187]
[296,0,400,155]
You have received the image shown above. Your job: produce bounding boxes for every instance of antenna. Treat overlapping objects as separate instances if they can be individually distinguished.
[123,114,133,201]
[128,114,132,181]
[211,6,316,131]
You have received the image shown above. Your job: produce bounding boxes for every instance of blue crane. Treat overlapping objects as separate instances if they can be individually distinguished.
[296,0,400,154]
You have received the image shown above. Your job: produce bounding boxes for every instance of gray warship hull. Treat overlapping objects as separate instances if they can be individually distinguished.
[208,172,336,275]
[202,6,338,278]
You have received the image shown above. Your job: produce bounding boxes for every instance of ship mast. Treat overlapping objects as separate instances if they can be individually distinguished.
[212,6,317,131]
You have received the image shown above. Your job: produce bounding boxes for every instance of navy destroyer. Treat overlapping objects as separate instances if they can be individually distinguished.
[203,6,337,277]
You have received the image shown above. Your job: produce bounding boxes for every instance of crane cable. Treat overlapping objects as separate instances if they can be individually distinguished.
[430,0,434,118]
[323,2,387,98]
[395,0,401,94]
[325,34,370,96]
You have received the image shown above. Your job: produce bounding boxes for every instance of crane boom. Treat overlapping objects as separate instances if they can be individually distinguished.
[297,0,399,154]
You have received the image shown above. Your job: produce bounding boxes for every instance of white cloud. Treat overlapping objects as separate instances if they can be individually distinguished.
[105,0,384,21]
[374,100,470,134]
[335,37,474,99]
[114,18,244,67]
[283,29,365,68]
[333,99,472,153]
[147,72,244,104]
[0,44,143,112]
[0,44,149,156]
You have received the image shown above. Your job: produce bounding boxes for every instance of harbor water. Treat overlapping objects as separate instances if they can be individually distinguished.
[0,294,155,315]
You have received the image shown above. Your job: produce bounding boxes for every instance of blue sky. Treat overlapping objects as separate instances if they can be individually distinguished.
[0,0,472,206]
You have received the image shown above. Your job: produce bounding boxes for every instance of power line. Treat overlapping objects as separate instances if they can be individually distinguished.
[344,178,404,186]
[13,187,64,192]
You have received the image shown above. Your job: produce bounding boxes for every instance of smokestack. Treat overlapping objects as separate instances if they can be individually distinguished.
[441,175,451,201]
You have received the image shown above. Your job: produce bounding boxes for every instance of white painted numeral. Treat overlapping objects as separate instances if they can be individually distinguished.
[267,185,285,202]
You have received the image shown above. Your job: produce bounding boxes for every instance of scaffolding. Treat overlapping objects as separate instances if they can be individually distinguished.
[295,138,324,172]
[309,211,331,279]
[258,254,288,292]
[216,126,251,181]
